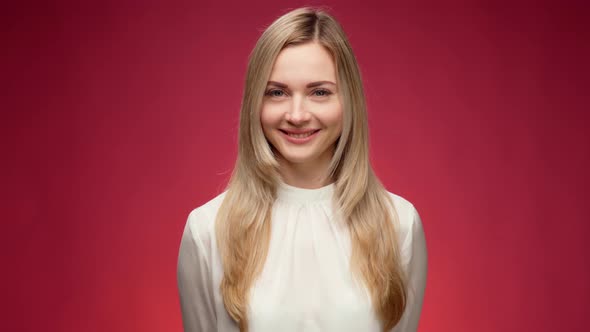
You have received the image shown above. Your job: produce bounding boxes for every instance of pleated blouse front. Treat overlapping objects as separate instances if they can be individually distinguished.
[177,182,427,332]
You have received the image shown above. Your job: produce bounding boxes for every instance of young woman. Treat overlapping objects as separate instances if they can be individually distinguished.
[177,7,427,332]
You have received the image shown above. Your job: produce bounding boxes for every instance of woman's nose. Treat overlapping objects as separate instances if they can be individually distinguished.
[285,96,310,124]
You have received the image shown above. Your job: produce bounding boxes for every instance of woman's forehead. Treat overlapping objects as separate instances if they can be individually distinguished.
[268,42,336,85]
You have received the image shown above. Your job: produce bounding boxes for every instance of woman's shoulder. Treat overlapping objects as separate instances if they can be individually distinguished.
[385,190,424,248]
[387,191,419,219]
[184,191,227,247]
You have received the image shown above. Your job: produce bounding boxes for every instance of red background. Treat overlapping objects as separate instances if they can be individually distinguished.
[3,0,589,331]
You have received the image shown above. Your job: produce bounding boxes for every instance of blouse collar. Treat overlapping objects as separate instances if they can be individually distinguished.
[276,181,335,203]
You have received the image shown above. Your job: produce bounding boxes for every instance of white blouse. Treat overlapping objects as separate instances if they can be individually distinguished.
[177,182,427,332]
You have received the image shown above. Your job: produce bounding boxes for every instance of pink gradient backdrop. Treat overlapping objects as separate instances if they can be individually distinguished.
[3,1,589,331]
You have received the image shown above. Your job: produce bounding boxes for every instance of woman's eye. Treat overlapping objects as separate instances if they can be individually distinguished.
[266,89,285,97]
[313,89,331,97]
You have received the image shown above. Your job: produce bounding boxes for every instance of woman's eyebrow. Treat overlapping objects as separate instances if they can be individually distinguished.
[306,81,336,88]
[266,80,337,88]
[267,81,288,88]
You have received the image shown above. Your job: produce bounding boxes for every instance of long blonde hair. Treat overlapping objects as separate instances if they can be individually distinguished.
[215,7,407,331]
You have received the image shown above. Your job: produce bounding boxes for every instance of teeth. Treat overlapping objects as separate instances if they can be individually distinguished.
[287,131,315,138]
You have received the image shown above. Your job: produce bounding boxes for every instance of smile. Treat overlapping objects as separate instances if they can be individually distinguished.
[279,129,320,144]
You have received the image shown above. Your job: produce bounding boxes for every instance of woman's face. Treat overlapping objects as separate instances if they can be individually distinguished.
[261,42,343,170]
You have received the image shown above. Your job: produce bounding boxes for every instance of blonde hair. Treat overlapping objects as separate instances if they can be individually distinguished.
[215,7,407,331]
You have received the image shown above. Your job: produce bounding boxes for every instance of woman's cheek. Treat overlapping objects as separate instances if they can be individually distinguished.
[320,102,343,126]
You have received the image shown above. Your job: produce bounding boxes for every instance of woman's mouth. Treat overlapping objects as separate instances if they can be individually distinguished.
[279,129,320,144]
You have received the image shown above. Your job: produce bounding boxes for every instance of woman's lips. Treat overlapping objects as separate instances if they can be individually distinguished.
[279,129,320,144]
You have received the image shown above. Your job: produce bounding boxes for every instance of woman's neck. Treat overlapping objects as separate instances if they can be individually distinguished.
[277,156,334,189]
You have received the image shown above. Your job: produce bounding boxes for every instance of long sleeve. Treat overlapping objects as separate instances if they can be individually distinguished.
[177,216,217,332]
[392,206,428,332]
